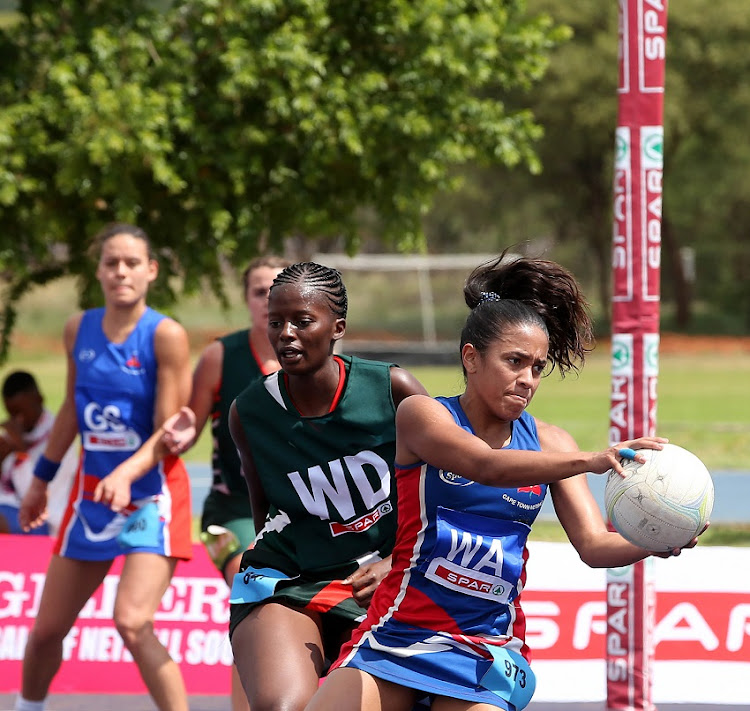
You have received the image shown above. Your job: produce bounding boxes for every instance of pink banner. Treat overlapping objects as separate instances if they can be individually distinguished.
[2,539,748,703]
[0,535,231,696]
[609,1,668,709]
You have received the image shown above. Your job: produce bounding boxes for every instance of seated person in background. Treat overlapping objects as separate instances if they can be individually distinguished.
[0,370,76,535]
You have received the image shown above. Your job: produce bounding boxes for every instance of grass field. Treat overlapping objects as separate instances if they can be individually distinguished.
[3,278,749,545]
[6,277,750,470]
[5,338,750,471]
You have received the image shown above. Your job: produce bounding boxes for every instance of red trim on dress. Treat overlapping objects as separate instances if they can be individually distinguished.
[283,355,347,416]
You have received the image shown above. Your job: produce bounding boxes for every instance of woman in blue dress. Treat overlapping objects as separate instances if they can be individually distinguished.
[306,251,701,711]
[17,223,192,711]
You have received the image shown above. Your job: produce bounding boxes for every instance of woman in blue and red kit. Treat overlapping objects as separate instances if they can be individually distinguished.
[306,251,702,711]
[17,223,192,711]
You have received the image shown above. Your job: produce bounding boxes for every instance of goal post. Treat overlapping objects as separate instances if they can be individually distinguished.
[607,2,668,709]
[312,252,504,347]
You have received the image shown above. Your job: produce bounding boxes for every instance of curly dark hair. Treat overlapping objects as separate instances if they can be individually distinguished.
[461,249,594,377]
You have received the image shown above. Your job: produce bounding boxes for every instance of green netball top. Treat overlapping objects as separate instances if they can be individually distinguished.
[211,329,266,497]
[233,354,399,577]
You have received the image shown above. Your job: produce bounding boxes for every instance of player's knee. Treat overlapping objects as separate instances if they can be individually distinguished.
[113,608,153,648]
[27,618,71,649]
[247,689,311,711]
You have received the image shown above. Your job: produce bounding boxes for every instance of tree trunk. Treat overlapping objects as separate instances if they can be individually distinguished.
[661,215,692,328]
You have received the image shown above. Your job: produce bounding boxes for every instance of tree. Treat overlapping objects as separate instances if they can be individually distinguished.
[0,0,567,360]
[424,0,750,333]
[658,0,750,331]
[423,1,621,314]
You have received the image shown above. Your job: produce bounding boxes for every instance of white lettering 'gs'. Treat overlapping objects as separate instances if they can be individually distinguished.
[82,403,141,451]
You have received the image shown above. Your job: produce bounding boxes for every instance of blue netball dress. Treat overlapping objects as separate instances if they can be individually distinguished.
[55,307,192,561]
[334,396,548,710]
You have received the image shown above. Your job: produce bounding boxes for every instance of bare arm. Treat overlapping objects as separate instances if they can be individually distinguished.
[159,339,223,454]
[152,317,192,426]
[43,314,83,460]
[389,365,428,407]
[395,394,667,487]
[185,340,223,441]
[539,422,655,567]
[228,400,268,535]
[543,422,702,564]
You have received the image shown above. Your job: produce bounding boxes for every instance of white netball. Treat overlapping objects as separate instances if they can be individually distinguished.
[604,443,714,552]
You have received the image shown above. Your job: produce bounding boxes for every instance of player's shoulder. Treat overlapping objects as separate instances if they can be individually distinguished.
[388,365,428,405]
[62,311,86,348]
[64,311,84,328]
[153,314,189,343]
[396,393,445,419]
[153,315,190,363]
[198,338,225,365]
[535,418,578,451]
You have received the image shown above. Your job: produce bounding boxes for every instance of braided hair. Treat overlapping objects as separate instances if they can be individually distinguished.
[461,249,593,377]
[270,262,348,318]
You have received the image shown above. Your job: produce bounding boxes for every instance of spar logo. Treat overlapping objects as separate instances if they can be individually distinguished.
[329,501,393,537]
[610,335,634,441]
[428,561,508,600]
[643,133,663,166]
[615,132,629,166]
[611,336,633,376]
[612,127,631,289]
[639,0,667,92]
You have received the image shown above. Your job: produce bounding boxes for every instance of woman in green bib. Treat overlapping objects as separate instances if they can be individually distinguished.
[228,261,427,711]
[162,255,290,711]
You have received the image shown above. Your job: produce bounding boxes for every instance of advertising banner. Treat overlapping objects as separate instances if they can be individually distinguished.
[2,538,749,704]
[609,1,668,709]
[525,543,750,705]
[0,536,233,696]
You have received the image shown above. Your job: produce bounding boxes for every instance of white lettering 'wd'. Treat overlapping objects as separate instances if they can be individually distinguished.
[345,451,391,509]
[287,450,391,521]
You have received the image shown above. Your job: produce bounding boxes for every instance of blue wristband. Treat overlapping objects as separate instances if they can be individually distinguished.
[33,454,61,483]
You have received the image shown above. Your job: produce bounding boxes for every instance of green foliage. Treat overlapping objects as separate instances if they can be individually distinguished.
[660,1,750,327]
[0,0,565,362]
[425,0,750,334]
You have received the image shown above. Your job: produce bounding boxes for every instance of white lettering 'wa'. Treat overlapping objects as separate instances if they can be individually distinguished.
[445,530,505,576]
[288,450,391,520]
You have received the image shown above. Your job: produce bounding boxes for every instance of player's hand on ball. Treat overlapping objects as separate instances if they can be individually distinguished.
[651,521,711,558]
[599,436,670,477]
